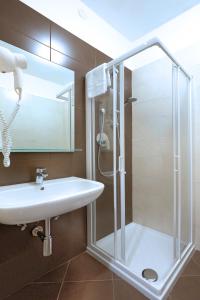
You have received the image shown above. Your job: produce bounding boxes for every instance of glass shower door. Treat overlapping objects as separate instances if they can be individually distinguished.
[92,64,125,262]
[126,50,176,284]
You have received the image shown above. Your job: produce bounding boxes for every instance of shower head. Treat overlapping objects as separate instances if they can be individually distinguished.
[125,97,137,105]
[0,46,27,98]
[99,107,106,130]
[100,107,106,114]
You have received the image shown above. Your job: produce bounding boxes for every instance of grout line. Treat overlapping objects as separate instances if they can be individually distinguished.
[30,261,69,284]
[2,20,85,65]
[191,253,200,267]
[56,262,70,300]
[31,281,63,284]
[112,272,116,300]
[190,255,200,267]
[181,274,200,277]
[3,283,33,300]
[67,250,87,264]
[2,20,51,49]
[2,19,83,64]
[63,279,113,283]
[32,250,86,285]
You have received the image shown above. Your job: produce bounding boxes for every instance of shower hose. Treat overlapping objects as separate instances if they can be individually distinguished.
[97,109,120,178]
[0,90,21,167]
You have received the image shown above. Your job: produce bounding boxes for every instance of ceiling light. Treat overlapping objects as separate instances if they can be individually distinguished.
[78,8,88,20]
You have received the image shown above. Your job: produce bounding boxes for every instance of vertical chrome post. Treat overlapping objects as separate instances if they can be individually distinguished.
[86,83,94,245]
[113,65,118,259]
[92,99,97,244]
[172,65,180,260]
[188,77,193,244]
[119,62,126,263]
[177,67,181,259]
[173,65,181,260]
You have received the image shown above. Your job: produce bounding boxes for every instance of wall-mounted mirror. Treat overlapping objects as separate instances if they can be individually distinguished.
[0,40,75,152]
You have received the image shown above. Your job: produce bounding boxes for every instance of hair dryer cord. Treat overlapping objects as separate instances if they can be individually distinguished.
[0,95,21,167]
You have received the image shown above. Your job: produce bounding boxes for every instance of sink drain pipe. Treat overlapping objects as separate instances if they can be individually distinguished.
[43,218,52,256]
[32,218,52,256]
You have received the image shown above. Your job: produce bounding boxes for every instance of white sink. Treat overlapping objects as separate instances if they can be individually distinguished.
[0,177,104,225]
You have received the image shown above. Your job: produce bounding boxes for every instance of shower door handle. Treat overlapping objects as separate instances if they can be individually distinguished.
[118,156,126,174]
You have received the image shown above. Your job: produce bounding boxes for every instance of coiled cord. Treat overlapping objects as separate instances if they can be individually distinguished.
[0,89,21,167]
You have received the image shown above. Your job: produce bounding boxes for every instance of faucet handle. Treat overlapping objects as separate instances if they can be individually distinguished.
[36,168,48,177]
[43,169,48,178]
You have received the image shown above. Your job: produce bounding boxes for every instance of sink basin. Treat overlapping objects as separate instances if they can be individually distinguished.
[0,177,104,225]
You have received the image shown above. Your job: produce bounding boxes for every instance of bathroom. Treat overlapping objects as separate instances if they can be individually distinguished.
[0,0,199,299]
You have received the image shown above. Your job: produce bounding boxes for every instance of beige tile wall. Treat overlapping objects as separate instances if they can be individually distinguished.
[191,64,200,250]
[131,42,200,247]
[132,57,174,235]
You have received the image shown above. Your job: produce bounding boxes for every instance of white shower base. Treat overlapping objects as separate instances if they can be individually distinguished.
[96,222,175,290]
[88,221,194,299]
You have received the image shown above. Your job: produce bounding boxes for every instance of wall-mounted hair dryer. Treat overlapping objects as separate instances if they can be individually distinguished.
[0,46,27,99]
[0,46,27,167]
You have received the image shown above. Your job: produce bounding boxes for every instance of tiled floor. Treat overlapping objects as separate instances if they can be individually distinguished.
[5,250,200,300]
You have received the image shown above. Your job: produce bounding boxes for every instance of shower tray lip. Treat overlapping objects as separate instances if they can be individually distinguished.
[87,242,194,300]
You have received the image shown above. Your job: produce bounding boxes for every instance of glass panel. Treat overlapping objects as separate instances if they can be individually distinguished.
[179,70,191,253]
[94,73,115,257]
[93,66,123,260]
[124,46,175,285]
[119,63,126,263]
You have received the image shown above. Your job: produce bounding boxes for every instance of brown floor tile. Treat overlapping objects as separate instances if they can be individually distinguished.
[58,281,114,300]
[170,276,200,300]
[6,251,200,300]
[35,263,68,283]
[181,258,200,276]
[5,283,60,300]
[191,250,200,266]
[113,279,148,300]
[65,252,112,281]
[113,273,121,280]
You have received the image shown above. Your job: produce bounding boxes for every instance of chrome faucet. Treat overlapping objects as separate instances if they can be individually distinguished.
[36,168,48,190]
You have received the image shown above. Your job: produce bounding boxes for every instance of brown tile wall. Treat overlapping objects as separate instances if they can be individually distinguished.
[124,70,133,224]
[0,1,111,299]
[0,1,132,298]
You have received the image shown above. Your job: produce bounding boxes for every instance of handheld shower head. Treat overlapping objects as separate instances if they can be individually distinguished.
[99,107,106,133]
[100,107,106,114]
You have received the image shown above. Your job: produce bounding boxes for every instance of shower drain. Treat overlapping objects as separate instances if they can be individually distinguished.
[142,269,158,282]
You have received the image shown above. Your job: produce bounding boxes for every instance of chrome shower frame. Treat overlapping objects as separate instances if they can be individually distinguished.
[86,38,194,300]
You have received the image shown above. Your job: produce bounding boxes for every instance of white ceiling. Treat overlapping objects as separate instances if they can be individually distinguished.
[82,0,200,41]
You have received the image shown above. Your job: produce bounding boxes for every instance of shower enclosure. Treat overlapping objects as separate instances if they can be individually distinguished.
[86,38,193,300]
